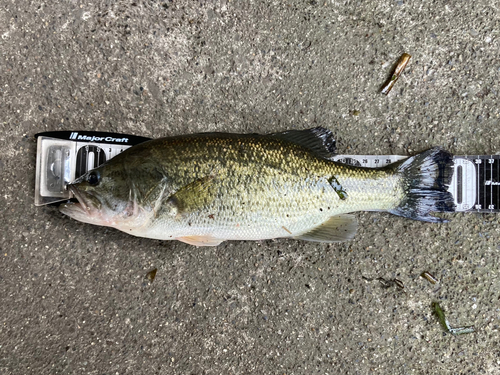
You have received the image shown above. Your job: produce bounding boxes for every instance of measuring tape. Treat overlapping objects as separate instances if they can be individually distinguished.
[34,131,500,213]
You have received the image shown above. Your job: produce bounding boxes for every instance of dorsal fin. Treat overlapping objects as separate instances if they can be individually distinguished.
[269,127,336,159]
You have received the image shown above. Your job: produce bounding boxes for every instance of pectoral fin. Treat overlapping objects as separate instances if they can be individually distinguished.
[294,214,357,243]
[157,175,218,218]
[177,235,224,247]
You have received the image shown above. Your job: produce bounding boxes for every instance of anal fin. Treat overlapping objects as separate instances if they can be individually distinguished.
[294,214,357,243]
[177,235,224,247]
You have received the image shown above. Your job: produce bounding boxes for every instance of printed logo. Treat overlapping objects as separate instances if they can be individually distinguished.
[485,181,500,186]
[68,132,129,143]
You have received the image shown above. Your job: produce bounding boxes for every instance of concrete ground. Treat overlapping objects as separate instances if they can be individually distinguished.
[1,0,499,374]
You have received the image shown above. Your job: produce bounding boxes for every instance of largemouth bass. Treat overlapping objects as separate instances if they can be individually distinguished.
[59,127,455,246]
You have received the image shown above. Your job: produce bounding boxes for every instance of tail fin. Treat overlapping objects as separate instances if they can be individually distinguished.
[389,147,455,222]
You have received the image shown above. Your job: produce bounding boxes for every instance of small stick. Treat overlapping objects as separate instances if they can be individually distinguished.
[421,271,439,285]
[381,53,411,95]
[393,278,405,290]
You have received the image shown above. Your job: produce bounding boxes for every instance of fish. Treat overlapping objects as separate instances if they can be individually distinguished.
[59,127,455,246]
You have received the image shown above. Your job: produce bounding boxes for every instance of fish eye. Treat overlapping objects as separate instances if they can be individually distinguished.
[87,171,100,186]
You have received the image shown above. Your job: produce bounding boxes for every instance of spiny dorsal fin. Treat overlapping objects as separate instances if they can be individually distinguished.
[269,127,336,159]
[294,214,357,242]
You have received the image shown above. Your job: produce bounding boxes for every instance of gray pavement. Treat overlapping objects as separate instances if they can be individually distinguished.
[1,0,500,374]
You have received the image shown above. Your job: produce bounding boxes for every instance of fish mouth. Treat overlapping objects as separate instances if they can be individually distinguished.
[67,184,91,211]
[59,184,102,224]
